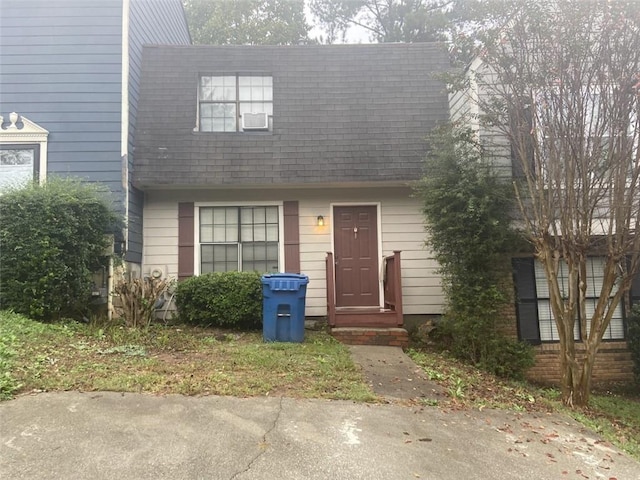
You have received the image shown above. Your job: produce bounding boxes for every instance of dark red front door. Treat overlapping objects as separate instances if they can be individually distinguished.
[333,205,379,307]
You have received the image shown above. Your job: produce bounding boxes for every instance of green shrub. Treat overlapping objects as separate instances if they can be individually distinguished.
[628,306,640,386]
[175,271,262,329]
[416,124,532,379]
[430,313,535,380]
[0,178,121,320]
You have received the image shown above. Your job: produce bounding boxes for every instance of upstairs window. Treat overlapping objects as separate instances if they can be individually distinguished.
[198,75,273,132]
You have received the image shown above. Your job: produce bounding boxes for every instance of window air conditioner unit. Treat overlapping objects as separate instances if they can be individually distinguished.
[241,112,269,131]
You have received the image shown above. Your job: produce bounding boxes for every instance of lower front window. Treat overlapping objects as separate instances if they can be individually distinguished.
[199,206,279,273]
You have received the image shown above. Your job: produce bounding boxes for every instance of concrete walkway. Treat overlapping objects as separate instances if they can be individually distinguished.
[348,345,446,401]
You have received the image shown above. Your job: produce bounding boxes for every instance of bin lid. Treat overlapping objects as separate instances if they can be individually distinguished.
[261,273,309,290]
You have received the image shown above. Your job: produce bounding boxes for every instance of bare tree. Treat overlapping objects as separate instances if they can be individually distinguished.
[472,0,640,407]
[308,0,469,43]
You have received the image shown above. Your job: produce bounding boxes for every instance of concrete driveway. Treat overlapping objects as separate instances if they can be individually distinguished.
[1,392,639,479]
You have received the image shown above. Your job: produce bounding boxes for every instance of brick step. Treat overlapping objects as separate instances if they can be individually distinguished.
[330,327,409,347]
[332,310,401,328]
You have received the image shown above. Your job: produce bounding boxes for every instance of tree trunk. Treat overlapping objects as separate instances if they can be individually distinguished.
[560,342,597,408]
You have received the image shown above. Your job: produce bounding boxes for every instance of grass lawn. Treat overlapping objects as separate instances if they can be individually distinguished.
[409,348,640,460]
[2,310,638,460]
[0,311,375,402]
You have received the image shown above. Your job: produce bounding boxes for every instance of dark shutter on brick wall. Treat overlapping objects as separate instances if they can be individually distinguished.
[512,257,541,344]
[283,201,300,273]
[632,271,640,305]
[178,203,195,281]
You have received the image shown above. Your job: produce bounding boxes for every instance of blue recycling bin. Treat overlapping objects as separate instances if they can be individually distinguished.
[261,273,309,343]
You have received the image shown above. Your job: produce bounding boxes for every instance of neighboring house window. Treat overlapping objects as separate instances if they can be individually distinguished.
[513,257,635,343]
[198,75,273,132]
[199,206,279,273]
[0,144,39,190]
[0,113,48,191]
[511,87,637,179]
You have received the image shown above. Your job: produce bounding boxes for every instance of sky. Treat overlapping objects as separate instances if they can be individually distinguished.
[304,1,372,44]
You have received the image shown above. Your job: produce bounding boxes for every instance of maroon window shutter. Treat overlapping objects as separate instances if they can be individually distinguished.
[283,201,300,273]
[178,203,195,281]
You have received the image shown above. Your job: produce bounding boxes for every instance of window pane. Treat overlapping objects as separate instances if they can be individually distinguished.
[251,86,264,101]
[535,260,569,298]
[241,224,253,242]
[200,207,213,225]
[213,208,227,224]
[212,225,226,242]
[240,208,253,224]
[253,208,265,223]
[266,224,278,241]
[0,148,35,190]
[586,257,605,296]
[223,86,235,101]
[225,223,238,242]
[267,242,278,266]
[537,300,558,341]
[224,116,236,132]
[200,104,214,117]
[201,226,213,243]
[239,86,251,101]
[253,224,266,241]
[200,118,213,132]
[201,245,214,263]
[265,207,278,223]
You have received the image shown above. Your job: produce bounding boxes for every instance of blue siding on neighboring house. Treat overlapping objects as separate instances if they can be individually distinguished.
[0,0,189,265]
[0,0,124,201]
[126,0,190,263]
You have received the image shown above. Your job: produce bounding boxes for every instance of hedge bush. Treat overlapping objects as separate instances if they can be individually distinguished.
[0,178,121,320]
[175,271,262,329]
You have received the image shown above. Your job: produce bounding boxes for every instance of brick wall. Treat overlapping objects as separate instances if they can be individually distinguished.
[331,328,409,347]
[526,341,633,386]
[503,299,633,385]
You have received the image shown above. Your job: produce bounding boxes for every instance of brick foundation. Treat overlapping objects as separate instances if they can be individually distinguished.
[526,341,634,386]
[330,327,409,347]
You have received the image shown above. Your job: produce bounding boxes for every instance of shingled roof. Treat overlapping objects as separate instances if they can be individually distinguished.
[133,43,449,188]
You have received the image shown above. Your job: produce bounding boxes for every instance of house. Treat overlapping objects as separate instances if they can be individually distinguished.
[133,43,450,344]
[450,57,640,384]
[0,0,190,308]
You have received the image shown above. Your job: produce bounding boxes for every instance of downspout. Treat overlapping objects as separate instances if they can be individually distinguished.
[110,0,131,320]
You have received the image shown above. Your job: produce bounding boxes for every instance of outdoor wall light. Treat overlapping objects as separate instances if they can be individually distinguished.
[317,215,325,227]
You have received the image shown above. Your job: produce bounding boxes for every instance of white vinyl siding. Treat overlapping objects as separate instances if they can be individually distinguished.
[142,187,444,317]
